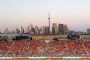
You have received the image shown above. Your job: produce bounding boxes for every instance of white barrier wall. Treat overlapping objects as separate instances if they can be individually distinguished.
[80,35,90,40]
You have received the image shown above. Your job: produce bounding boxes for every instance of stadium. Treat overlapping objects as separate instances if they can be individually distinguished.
[0,34,90,58]
[0,40,90,57]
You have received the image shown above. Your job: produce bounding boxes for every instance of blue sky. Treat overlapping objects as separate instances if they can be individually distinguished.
[0,0,90,32]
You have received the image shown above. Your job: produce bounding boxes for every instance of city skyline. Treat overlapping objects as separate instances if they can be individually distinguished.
[0,0,90,32]
[2,23,68,34]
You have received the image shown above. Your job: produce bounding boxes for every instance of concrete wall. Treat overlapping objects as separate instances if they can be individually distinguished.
[80,35,90,40]
[32,35,67,40]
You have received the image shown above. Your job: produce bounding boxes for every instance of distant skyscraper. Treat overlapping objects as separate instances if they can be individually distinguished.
[42,26,46,35]
[35,26,39,35]
[16,28,20,34]
[21,26,24,34]
[52,23,58,35]
[26,25,31,34]
[87,28,90,34]
[39,27,43,35]
[30,24,35,35]
[63,24,69,34]
[58,24,64,35]
[58,24,69,35]
[5,28,9,34]
[42,26,49,35]
[46,26,49,34]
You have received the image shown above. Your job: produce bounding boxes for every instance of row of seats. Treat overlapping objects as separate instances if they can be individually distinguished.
[0,41,13,54]
[0,40,90,56]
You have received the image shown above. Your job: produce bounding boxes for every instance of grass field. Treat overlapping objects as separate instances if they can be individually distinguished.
[0,58,90,60]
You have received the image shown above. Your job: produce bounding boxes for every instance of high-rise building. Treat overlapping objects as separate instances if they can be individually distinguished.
[87,28,90,34]
[42,26,49,35]
[63,24,69,34]
[21,26,24,34]
[35,26,39,35]
[26,26,31,34]
[58,24,69,35]
[39,27,43,35]
[31,28,35,35]
[42,26,46,35]
[16,28,20,34]
[45,26,49,34]
[27,24,34,34]
[30,24,35,35]
[52,23,58,35]
[58,24,64,35]
[5,28,9,34]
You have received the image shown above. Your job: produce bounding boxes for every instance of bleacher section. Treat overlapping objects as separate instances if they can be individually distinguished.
[0,40,90,57]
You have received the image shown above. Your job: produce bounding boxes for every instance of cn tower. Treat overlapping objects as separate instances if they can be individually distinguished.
[48,12,50,33]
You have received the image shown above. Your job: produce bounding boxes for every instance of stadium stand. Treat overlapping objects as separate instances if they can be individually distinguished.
[0,40,90,56]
